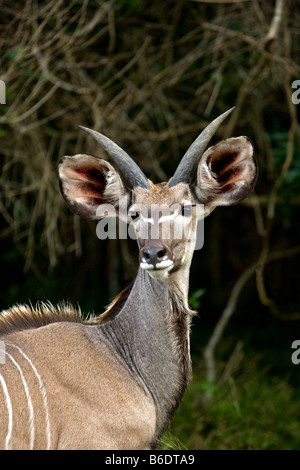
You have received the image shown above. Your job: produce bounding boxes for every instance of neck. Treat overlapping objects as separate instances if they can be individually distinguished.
[99,264,194,443]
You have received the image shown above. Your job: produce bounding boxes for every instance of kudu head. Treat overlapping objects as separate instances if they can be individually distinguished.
[59,109,257,280]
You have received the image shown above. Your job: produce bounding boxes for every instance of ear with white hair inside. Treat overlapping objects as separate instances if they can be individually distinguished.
[194,136,257,214]
[59,154,129,219]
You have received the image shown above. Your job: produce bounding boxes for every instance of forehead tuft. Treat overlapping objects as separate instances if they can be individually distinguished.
[132,182,191,205]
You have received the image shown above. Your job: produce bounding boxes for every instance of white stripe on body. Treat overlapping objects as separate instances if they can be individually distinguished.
[7,344,51,450]
[0,348,35,449]
[0,373,13,450]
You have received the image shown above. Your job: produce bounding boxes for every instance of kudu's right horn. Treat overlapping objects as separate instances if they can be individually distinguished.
[169,107,234,187]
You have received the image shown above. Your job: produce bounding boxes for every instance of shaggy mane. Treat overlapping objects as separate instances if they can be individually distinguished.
[0,302,89,336]
[0,283,134,336]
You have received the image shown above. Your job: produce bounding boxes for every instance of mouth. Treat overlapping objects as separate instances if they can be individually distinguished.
[140,259,174,279]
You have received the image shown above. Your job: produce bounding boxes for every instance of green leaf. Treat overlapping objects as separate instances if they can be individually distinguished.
[189,288,206,310]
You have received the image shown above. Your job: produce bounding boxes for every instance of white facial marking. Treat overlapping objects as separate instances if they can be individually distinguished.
[158,213,177,224]
[154,259,174,269]
[148,263,174,280]
[140,262,154,270]
[181,244,188,264]
[140,259,173,271]
[140,215,154,224]
[130,201,194,226]
[140,259,174,279]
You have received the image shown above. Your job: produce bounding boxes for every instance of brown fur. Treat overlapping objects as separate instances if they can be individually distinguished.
[0,321,156,449]
[133,181,190,206]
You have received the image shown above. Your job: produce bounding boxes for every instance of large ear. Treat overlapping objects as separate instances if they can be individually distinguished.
[194,136,257,210]
[58,154,129,219]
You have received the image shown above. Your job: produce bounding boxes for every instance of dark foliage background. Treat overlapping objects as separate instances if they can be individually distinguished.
[0,0,299,449]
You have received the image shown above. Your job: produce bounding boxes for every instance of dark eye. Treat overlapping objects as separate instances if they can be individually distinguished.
[181,205,192,217]
[129,210,139,221]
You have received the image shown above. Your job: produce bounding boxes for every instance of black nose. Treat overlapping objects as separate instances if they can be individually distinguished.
[142,246,167,267]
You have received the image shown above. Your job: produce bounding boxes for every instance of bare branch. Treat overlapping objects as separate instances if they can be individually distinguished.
[205,246,300,385]
[204,264,255,384]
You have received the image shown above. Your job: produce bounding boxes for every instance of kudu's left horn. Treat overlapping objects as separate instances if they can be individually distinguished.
[169,107,234,188]
[78,126,151,190]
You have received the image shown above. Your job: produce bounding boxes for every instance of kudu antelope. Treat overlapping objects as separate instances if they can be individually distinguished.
[0,109,257,450]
